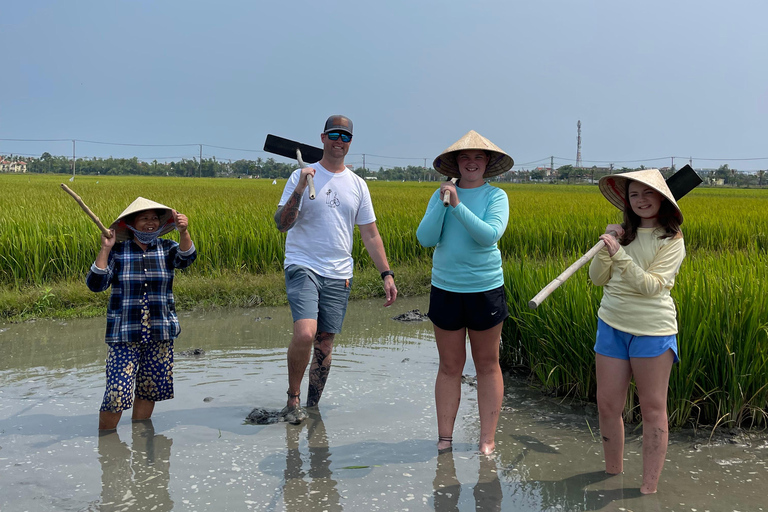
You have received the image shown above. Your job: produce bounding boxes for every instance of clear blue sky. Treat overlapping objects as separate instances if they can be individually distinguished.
[2,0,767,171]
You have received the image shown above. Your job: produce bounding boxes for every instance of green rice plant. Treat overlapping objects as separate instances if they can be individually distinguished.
[501,256,601,399]
[673,251,768,428]
[2,175,767,286]
[498,184,768,257]
[501,250,768,428]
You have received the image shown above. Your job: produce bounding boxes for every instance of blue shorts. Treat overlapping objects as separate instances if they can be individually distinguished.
[101,340,175,413]
[285,265,352,334]
[594,318,679,363]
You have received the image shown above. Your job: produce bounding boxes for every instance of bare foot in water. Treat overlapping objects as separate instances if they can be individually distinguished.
[479,441,495,455]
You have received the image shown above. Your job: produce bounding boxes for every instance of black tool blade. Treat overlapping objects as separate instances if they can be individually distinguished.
[263,134,323,164]
[666,164,703,200]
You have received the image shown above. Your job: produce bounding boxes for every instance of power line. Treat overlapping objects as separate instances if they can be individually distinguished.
[0,138,70,142]
[77,139,199,148]
[513,157,552,167]
[202,144,267,153]
[3,138,767,169]
[350,153,425,160]
[680,156,768,162]
[555,155,671,164]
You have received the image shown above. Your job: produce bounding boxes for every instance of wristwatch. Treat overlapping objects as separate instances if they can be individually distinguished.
[380,270,395,280]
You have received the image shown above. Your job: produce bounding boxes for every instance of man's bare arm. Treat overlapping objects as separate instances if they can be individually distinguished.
[359,222,398,307]
[274,190,302,232]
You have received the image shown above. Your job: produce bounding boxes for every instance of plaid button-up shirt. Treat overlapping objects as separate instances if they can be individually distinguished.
[87,238,197,343]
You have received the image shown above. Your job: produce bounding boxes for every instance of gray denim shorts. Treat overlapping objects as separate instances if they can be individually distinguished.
[285,265,352,333]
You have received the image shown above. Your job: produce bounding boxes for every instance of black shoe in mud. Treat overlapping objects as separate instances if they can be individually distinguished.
[245,407,281,425]
[279,404,308,425]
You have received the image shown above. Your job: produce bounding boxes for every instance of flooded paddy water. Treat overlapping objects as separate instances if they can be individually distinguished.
[1,296,766,512]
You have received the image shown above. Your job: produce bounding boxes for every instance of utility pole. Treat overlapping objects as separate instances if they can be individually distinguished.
[550,156,554,178]
[362,154,366,177]
[576,120,582,169]
[71,140,76,181]
[198,144,202,178]
[671,156,675,173]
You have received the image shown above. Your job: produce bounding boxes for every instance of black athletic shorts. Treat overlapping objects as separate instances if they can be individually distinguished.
[427,285,509,331]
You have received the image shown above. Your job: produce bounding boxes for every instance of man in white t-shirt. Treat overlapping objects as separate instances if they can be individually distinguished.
[274,115,398,423]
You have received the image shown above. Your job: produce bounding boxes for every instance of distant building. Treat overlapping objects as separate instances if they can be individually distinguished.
[364,176,377,180]
[0,158,27,173]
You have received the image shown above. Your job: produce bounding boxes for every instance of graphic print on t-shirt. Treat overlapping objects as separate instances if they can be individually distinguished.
[325,188,340,208]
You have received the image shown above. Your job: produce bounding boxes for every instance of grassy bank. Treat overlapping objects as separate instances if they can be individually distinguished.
[0,261,434,323]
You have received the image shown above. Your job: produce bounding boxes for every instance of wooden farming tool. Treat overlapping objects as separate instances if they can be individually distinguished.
[443,178,458,206]
[60,184,112,238]
[528,165,702,309]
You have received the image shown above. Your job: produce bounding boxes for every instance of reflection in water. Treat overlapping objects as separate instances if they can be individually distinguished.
[2,300,766,512]
[94,420,173,511]
[433,451,461,511]
[499,434,644,511]
[474,456,503,512]
[282,410,342,512]
[432,452,503,511]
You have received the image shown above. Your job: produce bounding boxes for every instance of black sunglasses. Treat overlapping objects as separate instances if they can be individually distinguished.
[326,132,352,143]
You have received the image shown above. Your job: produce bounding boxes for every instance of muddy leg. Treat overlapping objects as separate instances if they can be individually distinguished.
[306,332,335,407]
[286,319,317,408]
[132,398,155,421]
[434,325,467,452]
[631,350,674,494]
[595,354,632,474]
[468,323,504,455]
[99,410,122,431]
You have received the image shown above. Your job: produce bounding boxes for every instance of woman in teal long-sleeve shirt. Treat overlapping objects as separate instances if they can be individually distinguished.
[417,130,514,455]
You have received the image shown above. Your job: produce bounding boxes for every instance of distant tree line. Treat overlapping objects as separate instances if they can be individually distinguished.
[14,153,767,187]
[26,152,299,179]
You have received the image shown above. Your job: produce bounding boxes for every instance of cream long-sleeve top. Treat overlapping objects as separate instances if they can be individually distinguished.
[588,227,686,336]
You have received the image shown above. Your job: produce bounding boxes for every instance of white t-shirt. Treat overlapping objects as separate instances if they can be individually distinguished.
[278,162,376,279]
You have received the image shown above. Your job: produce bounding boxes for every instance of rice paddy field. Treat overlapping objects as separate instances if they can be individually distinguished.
[1,173,766,429]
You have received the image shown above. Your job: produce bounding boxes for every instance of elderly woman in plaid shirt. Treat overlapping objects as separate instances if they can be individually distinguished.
[87,197,197,430]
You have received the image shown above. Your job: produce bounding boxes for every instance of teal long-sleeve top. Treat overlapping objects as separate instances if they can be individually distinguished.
[416,183,509,293]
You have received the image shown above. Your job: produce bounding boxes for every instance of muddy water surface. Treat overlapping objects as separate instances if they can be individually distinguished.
[1,296,766,511]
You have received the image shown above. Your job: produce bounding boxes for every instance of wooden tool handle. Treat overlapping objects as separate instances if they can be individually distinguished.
[442,178,458,206]
[306,175,316,200]
[60,184,112,238]
[296,149,316,200]
[528,231,618,309]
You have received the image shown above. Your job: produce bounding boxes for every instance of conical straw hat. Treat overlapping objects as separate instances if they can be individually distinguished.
[110,197,175,242]
[598,169,683,223]
[432,130,514,179]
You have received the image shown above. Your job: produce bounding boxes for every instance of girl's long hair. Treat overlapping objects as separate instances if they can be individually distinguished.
[620,182,681,246]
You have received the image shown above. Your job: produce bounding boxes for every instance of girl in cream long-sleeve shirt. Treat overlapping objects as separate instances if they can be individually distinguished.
[589,169,687,495]
[589,227,685,337]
